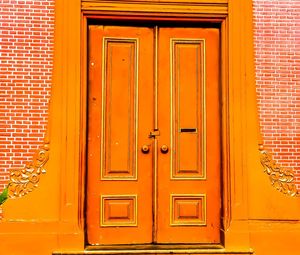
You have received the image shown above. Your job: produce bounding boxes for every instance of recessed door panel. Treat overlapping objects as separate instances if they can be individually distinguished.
[173,39,205,179]
[87,25,221,246]
[102,38,138,180]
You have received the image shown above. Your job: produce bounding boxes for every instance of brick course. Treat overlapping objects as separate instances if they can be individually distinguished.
[0,0,54,193]
[253,0,300,186]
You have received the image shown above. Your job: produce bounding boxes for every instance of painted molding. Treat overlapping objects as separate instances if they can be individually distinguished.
[81,0,228,15]
[7,141,49,199]
[259,144,299,197]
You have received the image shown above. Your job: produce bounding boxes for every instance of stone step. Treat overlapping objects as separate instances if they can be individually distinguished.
[53,248,253,255]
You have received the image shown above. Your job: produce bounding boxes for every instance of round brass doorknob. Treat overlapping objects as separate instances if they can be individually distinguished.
[160,145,169,153]
[141,145,150,154]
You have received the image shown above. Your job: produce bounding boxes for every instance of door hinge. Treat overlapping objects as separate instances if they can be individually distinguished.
[149,129,160,138]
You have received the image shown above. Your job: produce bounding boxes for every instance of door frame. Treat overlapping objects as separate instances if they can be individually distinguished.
[48,0,256,253]
[86,24,222,246]
[81,11,229,249]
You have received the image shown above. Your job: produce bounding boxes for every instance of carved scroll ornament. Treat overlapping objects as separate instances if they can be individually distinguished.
[7,142,49,199]
[259,144,299,197]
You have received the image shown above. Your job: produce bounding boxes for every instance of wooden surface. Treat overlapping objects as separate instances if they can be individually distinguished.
[156,27,221,243]
[87,25,154,244]
[87,25,220,245]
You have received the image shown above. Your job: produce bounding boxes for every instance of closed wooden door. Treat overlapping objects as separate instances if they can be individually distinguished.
[87,25,221,246]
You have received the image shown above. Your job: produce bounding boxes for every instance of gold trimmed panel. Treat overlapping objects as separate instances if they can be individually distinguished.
[170,39,206,180]
[259,144,300,197]
[170,194,206,226]
[101,37,139,181]
[8,142,49,199]
[100,195,138,227]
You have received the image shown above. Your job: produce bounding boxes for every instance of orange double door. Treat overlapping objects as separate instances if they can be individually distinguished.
[87,25,221,245]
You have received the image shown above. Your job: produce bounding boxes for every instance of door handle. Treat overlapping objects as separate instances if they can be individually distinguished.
[160,145,169,154]
[141,145,150,154]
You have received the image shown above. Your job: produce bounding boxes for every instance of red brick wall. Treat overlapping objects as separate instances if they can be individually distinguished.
[0,0,54,192]
[0,0,299,195]
[253,0,300,186]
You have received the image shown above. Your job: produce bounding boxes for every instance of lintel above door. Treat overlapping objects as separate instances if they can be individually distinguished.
[81,0,228,17]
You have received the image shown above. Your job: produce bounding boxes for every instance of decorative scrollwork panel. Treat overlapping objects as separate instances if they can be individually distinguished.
[259,144,299,197]
[8,143,49,199]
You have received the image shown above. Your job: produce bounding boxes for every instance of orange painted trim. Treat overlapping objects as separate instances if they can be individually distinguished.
[80,7,247,250]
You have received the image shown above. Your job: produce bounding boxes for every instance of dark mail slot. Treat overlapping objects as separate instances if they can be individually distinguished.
[180,128,197,133]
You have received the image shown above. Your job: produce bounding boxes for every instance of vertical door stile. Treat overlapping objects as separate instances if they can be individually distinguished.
[152,25,159,243]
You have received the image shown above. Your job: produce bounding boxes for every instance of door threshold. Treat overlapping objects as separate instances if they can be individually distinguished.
[53,244,253,255]
[86,244,225,250]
